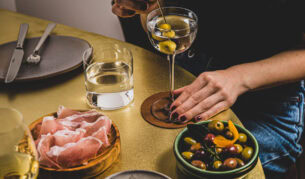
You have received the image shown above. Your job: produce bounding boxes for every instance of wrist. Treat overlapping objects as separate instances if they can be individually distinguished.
[225,65,251,95]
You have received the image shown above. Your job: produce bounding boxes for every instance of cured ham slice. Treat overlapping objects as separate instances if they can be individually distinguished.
[37,134,61,168]
[57,111,103,130]
[92,127,110,147]
[57,105,80,119]
[81,116,112,136]
[47,137,102,168]
[53,128,86,146]
[35,106,113,169]
[40,116,65,135]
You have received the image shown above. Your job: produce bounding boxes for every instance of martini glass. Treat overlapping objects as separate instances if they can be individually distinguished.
[146,7,198,122]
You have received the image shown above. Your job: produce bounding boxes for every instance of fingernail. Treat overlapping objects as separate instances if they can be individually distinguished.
[195,116,202,122]
[172,112,179,119]
[174,94,179,99]
[180,115,187,122]
[171,105,177,111]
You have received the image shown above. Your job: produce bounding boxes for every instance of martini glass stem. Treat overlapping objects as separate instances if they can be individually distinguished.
[168,53,176,102]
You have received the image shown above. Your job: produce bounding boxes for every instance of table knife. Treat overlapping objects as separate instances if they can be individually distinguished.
[5,23,29,83]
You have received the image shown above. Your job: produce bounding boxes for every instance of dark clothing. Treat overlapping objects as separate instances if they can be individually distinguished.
[119,0,305,178]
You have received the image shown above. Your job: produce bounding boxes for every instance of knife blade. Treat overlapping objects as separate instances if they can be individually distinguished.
[5,23,29,83]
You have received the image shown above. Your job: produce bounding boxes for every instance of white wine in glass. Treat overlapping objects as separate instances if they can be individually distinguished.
[146,7,198,122]
[0,108,39,178]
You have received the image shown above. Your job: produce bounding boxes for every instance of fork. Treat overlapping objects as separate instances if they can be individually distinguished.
[27,23,56,64]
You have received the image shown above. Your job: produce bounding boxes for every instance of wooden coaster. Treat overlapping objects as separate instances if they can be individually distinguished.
[141,92,194,129]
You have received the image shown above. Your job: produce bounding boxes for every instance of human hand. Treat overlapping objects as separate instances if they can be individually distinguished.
[170,69,248,123]
[112,0,158,18]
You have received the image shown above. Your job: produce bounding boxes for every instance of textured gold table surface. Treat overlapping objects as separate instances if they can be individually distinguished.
[0,9,265,179]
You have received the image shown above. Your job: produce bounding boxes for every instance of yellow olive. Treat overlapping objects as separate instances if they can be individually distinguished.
[213,160,222,170]
[159,23,171,31]
[241,146,253,161]
[162,30,175,38]
[208,120,224,133]
[159,40,176,54]
[234,144,243,154]
[184,137,197,145]
[238,133,247,143]
[235,158,245,167]
[182,151,194,160]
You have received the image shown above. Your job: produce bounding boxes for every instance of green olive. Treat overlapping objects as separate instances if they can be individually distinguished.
[241,146,253,161]
[159,40,176,54]
[238,133,248,143]
[162,30,175,38]
[213,160,222,170]
[208,120,224,133]
[235,158,245,167]
[159,23,171,31]
[184,137,197,145]
[191,160,206,170]
[234,144,243,154]
[182,151,194,160]
[215,147,223,154]
[223,158,237,170]
[190,143,202,152]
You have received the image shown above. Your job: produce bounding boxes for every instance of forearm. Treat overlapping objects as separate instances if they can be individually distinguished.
[228,48,305,92]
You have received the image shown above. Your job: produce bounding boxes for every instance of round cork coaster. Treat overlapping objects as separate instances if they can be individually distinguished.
[141,92,194,129]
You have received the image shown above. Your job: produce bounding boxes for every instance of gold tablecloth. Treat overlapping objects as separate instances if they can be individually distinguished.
[0,9,265,179]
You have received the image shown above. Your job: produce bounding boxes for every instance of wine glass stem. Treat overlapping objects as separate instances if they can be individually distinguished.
[168,53,176,102]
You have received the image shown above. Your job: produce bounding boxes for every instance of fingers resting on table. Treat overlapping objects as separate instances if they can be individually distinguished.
[170,70,244,123]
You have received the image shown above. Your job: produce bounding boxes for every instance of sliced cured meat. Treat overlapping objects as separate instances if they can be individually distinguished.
[36,106,113,169]
[57,105,80,119]
[40,116,65,135]
[57,111,103,130]
[81,115,112,136]
[92,127,110,147]
[37,134,61,168]
[53,128,86,146]
[48,136,102,168]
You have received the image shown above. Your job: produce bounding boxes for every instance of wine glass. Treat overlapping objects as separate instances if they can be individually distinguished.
[0,108,39,178]
[146,7,198,122]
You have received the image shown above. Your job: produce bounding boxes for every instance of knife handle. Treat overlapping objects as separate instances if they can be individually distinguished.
[16,23,29,49]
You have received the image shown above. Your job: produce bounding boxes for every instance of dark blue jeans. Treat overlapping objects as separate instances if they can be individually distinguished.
[232,82,305,178]
[176,51,305,178]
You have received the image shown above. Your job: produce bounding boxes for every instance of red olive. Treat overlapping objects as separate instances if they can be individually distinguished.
[223,158,238,169]
[223,144,239,155]
[193,149,206,160]
[191,160,206,170]
[190,143,203,152]
[203,133,215,145]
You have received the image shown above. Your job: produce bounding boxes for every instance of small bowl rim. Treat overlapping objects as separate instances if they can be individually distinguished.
[174,120,259,175]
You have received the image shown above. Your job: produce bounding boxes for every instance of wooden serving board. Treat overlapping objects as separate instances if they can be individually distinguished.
[29,111,121,179]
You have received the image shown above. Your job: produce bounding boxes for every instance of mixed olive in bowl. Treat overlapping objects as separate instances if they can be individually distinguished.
[174,120,259,178]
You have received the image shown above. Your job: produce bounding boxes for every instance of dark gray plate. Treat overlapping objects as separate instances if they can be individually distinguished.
[105,170,172,179]
[0,35,92,82]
